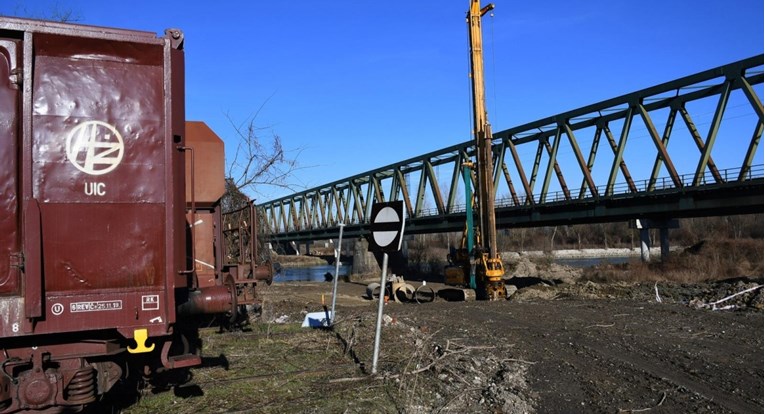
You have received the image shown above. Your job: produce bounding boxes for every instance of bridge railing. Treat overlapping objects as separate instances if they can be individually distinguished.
[413,164,764,217]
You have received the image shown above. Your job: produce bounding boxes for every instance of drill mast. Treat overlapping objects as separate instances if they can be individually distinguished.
[444,1,507,300]
[441,0,508,300]
[467,0,498,259]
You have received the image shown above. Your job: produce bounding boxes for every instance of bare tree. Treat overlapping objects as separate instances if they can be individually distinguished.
[221,178,250,213]
[3,1,81,22]
[223,107,304,209]
[48,4,78,22]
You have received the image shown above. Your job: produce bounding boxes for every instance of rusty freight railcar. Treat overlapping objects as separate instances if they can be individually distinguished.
[0,17,224,413]
[183,121,273,327]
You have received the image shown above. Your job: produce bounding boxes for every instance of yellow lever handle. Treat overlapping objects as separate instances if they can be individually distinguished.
[127,328,155,354]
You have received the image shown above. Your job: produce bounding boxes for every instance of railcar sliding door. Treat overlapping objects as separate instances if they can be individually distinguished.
[0,39,20,296]
[31,33,169,332]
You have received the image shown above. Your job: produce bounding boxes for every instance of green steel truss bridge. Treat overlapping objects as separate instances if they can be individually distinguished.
[259,55,764,242]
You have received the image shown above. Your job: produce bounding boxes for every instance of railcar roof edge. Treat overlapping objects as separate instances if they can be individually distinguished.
[0,15,168,42]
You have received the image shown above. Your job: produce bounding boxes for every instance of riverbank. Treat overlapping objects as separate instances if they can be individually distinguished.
[502,246,679,260]
[272,254,328,267]
[274,247,672,267]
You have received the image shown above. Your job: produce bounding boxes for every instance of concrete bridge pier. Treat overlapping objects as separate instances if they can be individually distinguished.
[352,238,377,275]
[287,241,312,255]
[660,227,670,260]
[278,241,311,255]
[273,241,296,255]
[351,237,409,277]
[638,228,651,262]
[631,219,679,262]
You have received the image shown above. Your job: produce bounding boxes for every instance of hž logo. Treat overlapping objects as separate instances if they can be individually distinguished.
[65,121,125,176]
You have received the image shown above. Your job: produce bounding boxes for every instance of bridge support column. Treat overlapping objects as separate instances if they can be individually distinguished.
[660,228,670,261]
[631,219,679,263]
[351,237,409,278]
[331,238,349,263]
[639,228,651,263]
[276,241,298,255]
[352,238,377,275]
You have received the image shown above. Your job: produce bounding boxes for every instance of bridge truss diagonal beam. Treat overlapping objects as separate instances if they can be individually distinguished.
[259,55,765,242]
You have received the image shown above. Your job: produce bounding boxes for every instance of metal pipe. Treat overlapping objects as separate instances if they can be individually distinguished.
[463,164,476,290]
[176,285,233,316]
[371,252,389,375]
[251,202,258,264]
[178,146,196,283]
[238,209,244,265]
[329,223,345,326]
[252,265,273,282]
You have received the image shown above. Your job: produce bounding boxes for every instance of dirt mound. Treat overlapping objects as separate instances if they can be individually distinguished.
[687,278,764,310]
[510,276,764,312]
[509,256,582,285]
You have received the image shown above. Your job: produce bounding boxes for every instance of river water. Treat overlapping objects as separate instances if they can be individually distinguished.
[275,264,351,283]
[554,256,634,268]
[275,256,633,283]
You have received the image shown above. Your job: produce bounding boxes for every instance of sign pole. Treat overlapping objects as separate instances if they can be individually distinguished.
[371,252,389,375]
[329,223,345,326]
[368,201,404,375]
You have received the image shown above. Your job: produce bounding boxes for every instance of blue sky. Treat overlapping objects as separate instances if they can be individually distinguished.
[3,1,763,201]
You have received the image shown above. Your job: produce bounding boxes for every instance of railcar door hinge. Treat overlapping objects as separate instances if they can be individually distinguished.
[10,251,24,271]
[9,68,21,87]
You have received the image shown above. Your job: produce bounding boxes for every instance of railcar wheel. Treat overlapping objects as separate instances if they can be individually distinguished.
[225,275,238,324]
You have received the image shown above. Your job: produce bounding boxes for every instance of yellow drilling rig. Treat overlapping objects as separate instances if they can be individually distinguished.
[444,0,508,301]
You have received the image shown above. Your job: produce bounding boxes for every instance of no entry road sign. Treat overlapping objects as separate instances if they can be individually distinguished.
[368,201,405,253]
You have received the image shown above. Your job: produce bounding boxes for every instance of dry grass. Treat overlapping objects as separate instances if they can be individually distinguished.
[582,239,764,284]
[272,254,328,267]
[122,308,519,413]
[123,321,393,413]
